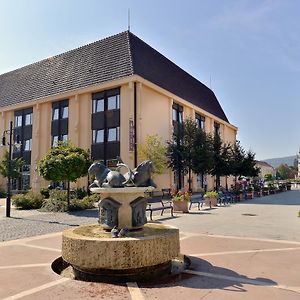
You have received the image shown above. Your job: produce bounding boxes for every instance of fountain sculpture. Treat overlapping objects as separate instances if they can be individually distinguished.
[58,160,187,282]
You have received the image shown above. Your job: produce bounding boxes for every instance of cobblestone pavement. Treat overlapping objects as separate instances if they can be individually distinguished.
[0,206,98,242]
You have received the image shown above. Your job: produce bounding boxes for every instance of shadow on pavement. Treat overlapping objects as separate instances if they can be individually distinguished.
[140,256,277,291]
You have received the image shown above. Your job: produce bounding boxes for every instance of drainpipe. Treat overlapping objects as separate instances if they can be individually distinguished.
[134,82,137,168]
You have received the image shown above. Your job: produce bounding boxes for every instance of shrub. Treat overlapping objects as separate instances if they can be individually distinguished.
[204,191,219,198]
[40,190,98,212]
[298,211,300,218]
[72,187,88,200]
[12,190,45,209]
[40,188,50,199]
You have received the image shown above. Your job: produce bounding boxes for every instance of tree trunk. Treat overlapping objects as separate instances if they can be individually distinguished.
[188,168,192,192]
[67,181,70,210]
[225,176,228,190]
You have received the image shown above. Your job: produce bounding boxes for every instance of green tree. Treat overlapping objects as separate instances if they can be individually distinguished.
[167,126,186,190]
[0,150,24,183]
[276,164,297,180]
[138,134,167,175]
[230,141,246,187]
[191,127,213,181]
[243,150,260,178]
[210,134,228,190]
[38,142,91,209]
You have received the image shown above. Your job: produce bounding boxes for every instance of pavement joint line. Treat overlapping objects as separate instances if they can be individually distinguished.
[1,277,70,300]
[190,246,300,257]
[19,243,61,252]
[180,231,300,245]
[0,263,50,270]
[184,270,300,295]
[180,233,198,241]
[126,282,145,300]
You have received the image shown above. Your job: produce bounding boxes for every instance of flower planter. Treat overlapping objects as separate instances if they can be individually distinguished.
[235,194,243,202]
[254,191,262,197]
[172,201,189,213]
[246,192,254,199]
[204,197,218,208]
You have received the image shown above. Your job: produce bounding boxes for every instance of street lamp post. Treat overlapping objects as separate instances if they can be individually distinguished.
[2,121,17,218]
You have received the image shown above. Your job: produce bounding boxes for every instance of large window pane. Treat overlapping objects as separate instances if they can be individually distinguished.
[53,108,59,120]
[93,129,104,143]
[52,135,59,147]
[108,127,119,142]
[24,139,32,151]
[62,134,68,142]
[107,95,119,110]
[15,115,22,127]
[172,108,177,122]
[62,106,68,119]
[93,99,104,113]
[25,113,32,126]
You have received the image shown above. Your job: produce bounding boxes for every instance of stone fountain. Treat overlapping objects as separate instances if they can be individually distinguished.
[58,160,188,282]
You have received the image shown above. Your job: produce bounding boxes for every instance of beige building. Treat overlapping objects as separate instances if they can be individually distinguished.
[0,31,237,192]
[255,161,276,179]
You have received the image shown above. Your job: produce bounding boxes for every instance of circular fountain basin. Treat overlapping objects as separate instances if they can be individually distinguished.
[61,223,181,282]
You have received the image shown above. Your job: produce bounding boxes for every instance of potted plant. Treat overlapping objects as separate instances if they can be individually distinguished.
[262,186,269,196]
[171,187,191,213]
[253,185,262,197]
[232,189,243,202]
[245,186,254,199]
[204,191,219,208]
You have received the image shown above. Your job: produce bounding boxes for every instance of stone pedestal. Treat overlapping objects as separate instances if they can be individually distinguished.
[90,186,154,230]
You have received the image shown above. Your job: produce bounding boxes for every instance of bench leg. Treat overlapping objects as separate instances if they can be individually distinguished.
[189,202,192,210]
[161,208,165,216]
[171,207,174,217]
[150,210,153,221]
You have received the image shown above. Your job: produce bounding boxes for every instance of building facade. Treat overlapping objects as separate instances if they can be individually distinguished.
[0,31,237,192]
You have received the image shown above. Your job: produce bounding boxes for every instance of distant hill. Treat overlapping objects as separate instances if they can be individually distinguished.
[263,155,297,168]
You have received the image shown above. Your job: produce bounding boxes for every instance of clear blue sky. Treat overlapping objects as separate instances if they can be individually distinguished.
[0,0,299,160]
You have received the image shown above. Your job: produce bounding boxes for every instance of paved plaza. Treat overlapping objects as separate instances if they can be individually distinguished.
[0,191,299,299]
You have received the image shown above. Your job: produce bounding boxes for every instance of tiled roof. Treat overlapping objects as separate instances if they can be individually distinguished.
[0,31,229,123]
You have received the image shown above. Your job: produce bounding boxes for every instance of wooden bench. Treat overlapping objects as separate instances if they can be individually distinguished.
[146,188,174,221]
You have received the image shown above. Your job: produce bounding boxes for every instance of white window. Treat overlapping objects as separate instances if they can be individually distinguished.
[93,99,104,113]
[52,135,59,147]
[108,127,120,142]
[15,115,22,127]
[25,113,32,126]
[107,95,120,110]
[93,129,104,143]
[53,108,59,120]
[62,106,68,119]
[24,139,32,151]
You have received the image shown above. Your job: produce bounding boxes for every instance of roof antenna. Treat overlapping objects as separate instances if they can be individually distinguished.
[128,8,131,31]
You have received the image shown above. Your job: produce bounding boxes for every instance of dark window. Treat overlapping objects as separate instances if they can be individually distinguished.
[13,108,33,190]
[172,103,183,125]
[195,113,205,130]
[214,122,220,136]
[91,88,120,162]
[51,100,69,147]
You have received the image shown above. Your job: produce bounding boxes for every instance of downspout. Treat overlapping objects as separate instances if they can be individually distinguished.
[134,82,137,168]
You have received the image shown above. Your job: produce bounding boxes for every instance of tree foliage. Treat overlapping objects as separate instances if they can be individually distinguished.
[0,150,24,180]
[138,134,167,175]
[38,142,91,208]
[276,164,297,180]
